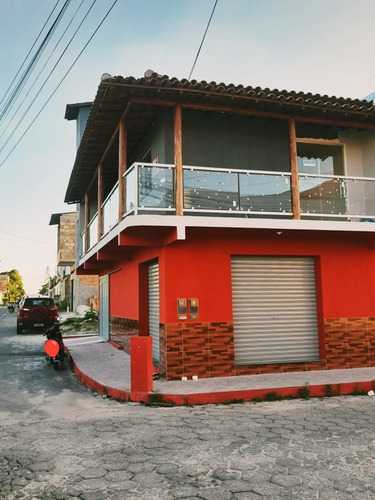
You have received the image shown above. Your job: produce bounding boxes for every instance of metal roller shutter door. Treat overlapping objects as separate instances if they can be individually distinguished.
[148,262,160,366]
[231,256,320,365]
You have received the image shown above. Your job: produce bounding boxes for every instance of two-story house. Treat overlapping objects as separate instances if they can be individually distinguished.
[64,71,375,380]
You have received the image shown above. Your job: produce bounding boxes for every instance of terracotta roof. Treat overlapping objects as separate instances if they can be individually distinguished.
[65,72,375,204]
[108,72,375,113]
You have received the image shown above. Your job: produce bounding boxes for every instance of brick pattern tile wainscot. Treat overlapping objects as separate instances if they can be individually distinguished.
[110,317,138,354]
[165,322,234,380]
[325,317,375,369]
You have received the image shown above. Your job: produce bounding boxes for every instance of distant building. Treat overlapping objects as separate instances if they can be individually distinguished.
[0,272,9,302]
[49,212,98,311]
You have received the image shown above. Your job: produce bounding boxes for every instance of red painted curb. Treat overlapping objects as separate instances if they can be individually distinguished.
[64,342,375,406]
[64,343,131,401]
[108,340,123,351]
[160,381,375,406]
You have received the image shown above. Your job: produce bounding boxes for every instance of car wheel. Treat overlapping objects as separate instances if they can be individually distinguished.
[16,323,22,334]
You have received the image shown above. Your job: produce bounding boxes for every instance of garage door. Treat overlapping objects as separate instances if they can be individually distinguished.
[148,261,160,366]
[231,256,320,365]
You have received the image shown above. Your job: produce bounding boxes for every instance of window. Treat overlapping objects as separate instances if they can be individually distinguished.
[297,143,344,176]
[297,142,346,216]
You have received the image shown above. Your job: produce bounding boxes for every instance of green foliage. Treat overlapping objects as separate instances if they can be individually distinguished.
[297,383,311,400]
[62,317,79,326]
[223,398,245,405]
[324,384,334,397]
[149,390,164,403]
[59,313,99,334]
[58,299,69,311]
[85,308,99,320]
[264,391,280,402]
[8,269,26,299]
[350,383,367,396]
[39,284,49,295]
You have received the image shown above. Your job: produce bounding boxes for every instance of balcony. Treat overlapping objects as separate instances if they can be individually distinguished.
[82,163,375,254]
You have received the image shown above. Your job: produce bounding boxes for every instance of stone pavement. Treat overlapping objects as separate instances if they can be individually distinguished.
[3,395,375,499]
[63,336,375,405]
[2,310,375,500]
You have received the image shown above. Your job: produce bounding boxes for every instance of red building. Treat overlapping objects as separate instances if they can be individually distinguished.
[64,71,375,380]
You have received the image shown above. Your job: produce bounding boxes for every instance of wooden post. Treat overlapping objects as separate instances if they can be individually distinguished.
[174,103,183,216]
[84,192,90,253]
[98,163,103,240]
[119,119,127,219]
[289,118,301,220]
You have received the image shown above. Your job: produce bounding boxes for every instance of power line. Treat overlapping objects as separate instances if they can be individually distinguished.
[0,0,61,110]
[0,0,86,143]
[0,229,52,245]
[0,0,71,122]
[0,0,96,153]
[188,0,219,80]
[0,0,119,168]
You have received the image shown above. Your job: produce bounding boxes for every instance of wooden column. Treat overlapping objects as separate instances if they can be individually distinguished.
[119,118,127,219]
[289,118,301,220]
[174,103,183,216]
[97,163,103,240]
[84,192,90,253]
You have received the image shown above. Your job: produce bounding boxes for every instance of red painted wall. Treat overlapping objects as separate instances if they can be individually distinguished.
[109,247,162,319]
[107,227,375,324]
[162,229,375,323]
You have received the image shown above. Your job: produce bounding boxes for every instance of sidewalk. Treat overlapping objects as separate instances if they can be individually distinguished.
[63,335,375,405]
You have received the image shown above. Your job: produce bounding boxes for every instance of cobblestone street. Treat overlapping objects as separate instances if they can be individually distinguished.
[1,312,375,499]
[2,391,375,499]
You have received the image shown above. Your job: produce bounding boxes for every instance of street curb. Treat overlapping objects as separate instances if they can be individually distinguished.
[64,344,131,402]
[64,342,375,406]
[159,381,375,406]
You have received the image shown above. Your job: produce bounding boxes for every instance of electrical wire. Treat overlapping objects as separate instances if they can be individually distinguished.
[0,0,61,110]
[0,229,53,245]
[0,0,71,122]
[0,0,87,142]
[0,0,119,168]
[188,0,219,80]
[0,0,96,152]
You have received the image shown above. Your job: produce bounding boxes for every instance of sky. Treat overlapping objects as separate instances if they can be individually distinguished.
[1,0,375,293]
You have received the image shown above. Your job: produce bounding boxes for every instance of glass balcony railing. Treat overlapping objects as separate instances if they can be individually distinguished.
[299,173,375,220]
[183,167,292,216]
[80,230,85,258]
[80,164,375,258]
[102,181,119,234]
[124,163,175,215]
[123,163,375,220]
[87,212,98,250]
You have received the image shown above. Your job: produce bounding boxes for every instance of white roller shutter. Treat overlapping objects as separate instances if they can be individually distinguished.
[148,261,160,366]
[231,256,320,365]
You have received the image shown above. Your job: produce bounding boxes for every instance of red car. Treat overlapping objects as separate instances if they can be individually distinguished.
[17,295,59,334]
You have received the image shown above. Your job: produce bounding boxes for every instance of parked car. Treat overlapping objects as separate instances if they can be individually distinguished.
[17,295,59,334]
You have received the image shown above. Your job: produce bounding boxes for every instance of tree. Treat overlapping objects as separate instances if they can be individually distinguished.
[8,269,26,299]
[39,284,49,295]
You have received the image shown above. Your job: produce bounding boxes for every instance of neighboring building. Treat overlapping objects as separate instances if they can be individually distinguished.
[0,272,9,302]
[64,71,375,380]
[49,212,98,311]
